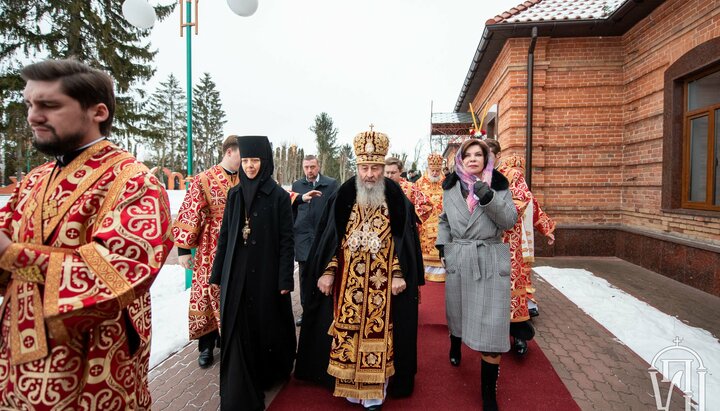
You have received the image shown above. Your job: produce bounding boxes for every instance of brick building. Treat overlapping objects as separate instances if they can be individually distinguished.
[449,0,720,295]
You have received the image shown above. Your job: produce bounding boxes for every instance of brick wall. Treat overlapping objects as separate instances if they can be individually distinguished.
[463,0,720,294]
[468,0,720,243]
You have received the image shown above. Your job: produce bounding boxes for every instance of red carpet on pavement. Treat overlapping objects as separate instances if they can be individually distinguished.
[270,282,579,410]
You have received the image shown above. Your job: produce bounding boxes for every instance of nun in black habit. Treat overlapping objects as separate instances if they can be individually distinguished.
[210,135,296,411]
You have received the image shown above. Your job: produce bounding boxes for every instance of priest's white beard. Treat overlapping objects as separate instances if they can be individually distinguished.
[356,177,386,208]
[428,174,442,183]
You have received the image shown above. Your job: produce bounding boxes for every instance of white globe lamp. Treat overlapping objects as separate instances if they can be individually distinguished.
[227,0,258,17]
[122,0,157,29]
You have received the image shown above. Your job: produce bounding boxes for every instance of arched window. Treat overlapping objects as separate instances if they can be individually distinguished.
[662,38,720,213]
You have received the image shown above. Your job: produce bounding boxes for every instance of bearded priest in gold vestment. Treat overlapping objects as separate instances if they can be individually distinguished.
[295,129,424,410]
[415,153,446,282]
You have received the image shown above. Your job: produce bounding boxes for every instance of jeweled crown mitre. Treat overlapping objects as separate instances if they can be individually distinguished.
[353,131,389,165]
[427,153,444,170]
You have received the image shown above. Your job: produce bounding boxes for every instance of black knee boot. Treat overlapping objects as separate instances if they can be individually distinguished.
[449,335,462,366]
[481,360,499,411]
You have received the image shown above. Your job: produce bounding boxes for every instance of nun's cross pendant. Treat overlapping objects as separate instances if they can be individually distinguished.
[242,219,251,245]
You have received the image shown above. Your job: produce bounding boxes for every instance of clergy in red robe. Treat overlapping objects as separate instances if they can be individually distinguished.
[487,139,555,356]
[0,59,173,410]
[415,153,446,282]
[384,156,433,224]
[173,135,241,368]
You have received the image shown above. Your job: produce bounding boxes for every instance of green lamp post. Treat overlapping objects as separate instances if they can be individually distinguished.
[123,0,259,289]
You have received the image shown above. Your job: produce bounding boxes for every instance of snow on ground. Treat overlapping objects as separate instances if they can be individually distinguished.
[167,190,187,216]
[534,266,719,410]
[150,264,190,369]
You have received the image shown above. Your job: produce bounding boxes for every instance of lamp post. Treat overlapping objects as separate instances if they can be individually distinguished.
[123,0,258,288]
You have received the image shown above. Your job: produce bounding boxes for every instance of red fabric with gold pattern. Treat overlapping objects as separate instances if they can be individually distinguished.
[0,141,173,410]
[398,178,434,224]
[497,157,555,322]
[414,175,445,282]
[173,165,237,339]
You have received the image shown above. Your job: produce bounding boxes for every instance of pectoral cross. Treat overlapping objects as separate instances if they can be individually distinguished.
[42,200,58,219]
[242,218,251,245]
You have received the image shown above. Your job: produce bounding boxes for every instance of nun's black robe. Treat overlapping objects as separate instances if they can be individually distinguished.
[210,138,296,411]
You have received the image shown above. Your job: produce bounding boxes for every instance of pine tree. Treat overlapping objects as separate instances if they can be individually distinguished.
[192,73,227,172]
[338,143,356,183]
[146,74,186,175]
[0,72,48,184]
[310,112,340,179]
[0,0,175,154]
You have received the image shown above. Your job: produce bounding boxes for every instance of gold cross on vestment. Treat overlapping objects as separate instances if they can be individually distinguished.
[369,123,375,131]
[42,200,58,220]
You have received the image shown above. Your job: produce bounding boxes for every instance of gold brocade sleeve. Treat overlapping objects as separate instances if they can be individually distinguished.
[391,254,403,278]
[533,196,556,237]
[1,171,173,341]
[324,256,338,276]
[172,173,209,250]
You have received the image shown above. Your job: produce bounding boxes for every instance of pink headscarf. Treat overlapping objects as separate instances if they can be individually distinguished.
[454,140,495,213]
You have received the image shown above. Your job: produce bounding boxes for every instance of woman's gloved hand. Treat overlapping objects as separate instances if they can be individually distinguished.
[473,180,493,204]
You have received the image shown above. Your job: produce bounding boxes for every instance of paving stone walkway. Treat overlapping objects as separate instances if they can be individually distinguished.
[148,257,717,410]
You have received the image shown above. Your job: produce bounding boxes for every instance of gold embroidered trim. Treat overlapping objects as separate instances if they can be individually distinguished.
[424,272,446,282]
[13,265,43,283]
[79,243,136,309]
[199,172,213,206]
[9,281,48,365]
[358,341,388,352]
[0,243,21,271]
[43,150,133,243]
[44,252,69,342]
[94,162,147,236]
[324,256,339,276]
[333,387,384,400]
[173,221,201,234]
[22,168,53,242]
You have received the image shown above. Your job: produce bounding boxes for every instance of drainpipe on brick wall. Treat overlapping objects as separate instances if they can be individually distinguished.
[526,26,538,190]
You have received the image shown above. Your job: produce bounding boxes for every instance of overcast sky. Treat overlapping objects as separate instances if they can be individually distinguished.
[145,0,522,168]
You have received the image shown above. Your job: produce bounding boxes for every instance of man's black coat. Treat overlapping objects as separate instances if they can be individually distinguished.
[294,176,424,397]
[291,174,338,262]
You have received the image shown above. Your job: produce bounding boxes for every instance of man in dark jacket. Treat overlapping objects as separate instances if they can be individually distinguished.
[291,155,338,326]
[295,130,424,410]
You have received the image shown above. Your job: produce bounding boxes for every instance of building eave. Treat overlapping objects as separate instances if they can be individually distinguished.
[454,0,667,113]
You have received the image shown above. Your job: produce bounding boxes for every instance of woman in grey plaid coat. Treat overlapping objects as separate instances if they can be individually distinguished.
[436,139,517,411]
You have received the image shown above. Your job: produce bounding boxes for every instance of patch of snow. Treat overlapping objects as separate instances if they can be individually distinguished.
[166,190,188,216]
[150,264,190,368]
[534,266,719,410]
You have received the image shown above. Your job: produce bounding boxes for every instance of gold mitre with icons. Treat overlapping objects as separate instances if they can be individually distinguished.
[427,153,444,170]
[353,128,389,165]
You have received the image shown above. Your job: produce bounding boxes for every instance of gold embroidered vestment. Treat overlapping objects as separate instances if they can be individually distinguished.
[326,203,400,400]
